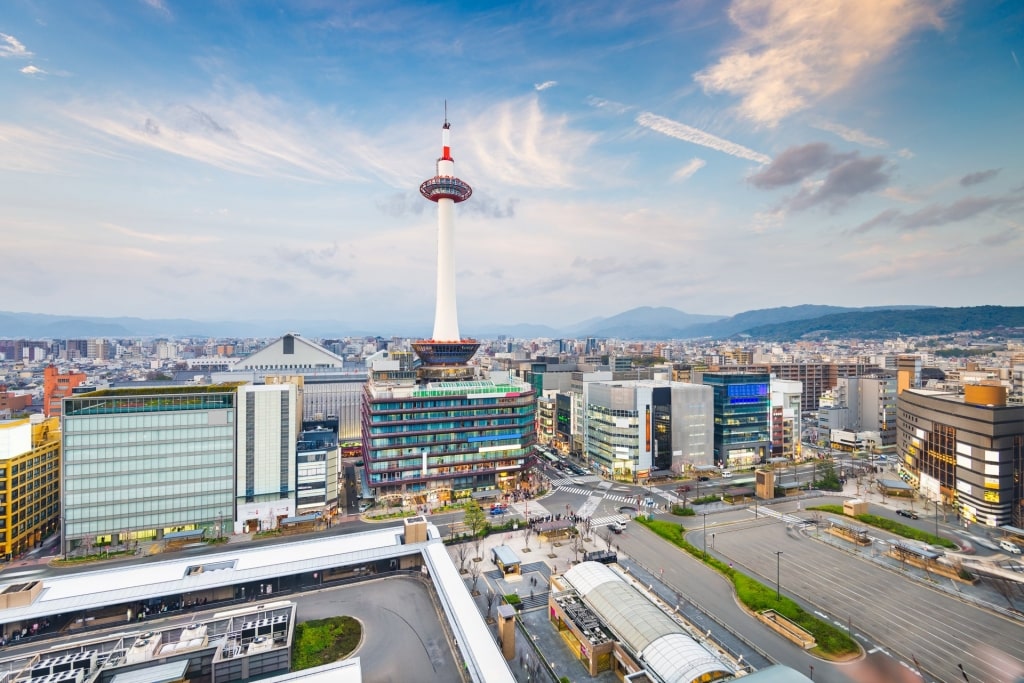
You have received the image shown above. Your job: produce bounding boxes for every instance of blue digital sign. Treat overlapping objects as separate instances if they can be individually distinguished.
[727,383,768,398]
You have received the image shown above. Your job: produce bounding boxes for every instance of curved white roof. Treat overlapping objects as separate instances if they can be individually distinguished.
[643,633,733,683]
[563,562,733,683]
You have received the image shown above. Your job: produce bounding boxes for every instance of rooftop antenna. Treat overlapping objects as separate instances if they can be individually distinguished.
[444,99,449,128]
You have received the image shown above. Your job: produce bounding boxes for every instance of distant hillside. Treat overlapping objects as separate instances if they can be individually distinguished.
[741,305,1024,340]
[569,306,725,339]
[680,304,933,339]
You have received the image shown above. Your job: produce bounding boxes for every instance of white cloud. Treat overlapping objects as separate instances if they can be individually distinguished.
[63,92,376,184]
[20,65,46,76]
[672,158,706,182]
[467,96,597,189]
[635,112,771,164]
[534,81,557,91]
[897,148,915,159]
[810,119,887,148]
[0,32,31,58]
[585,96,632,115]
[695,0,950,126]
[0,122,127,173]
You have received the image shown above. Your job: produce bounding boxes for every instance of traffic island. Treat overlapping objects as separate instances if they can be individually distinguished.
[758,609,816,649]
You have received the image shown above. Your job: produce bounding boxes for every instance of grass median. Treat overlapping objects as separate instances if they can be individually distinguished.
[636,517,859,659]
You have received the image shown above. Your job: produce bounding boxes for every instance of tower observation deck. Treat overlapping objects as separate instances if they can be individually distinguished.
[412,116,480,372]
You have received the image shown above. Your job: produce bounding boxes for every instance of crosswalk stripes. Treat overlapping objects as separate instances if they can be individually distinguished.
[546,475,602,487]
[589,513,630,527]
[553,485,636,504]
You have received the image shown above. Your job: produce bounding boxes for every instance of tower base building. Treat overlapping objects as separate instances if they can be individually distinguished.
[362,353,536,504]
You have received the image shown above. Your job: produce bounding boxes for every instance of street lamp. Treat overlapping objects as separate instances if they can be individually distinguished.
[703,513,708,559]
[775,551,783,601]
[934,500,939,538]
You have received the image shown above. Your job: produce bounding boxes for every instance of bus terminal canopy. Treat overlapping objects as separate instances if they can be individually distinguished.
[693,465,719,472]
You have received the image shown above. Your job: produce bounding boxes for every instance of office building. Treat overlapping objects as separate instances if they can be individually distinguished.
[296,427,339,516]
[897,385,1024,526]
[61,385,239,555]
[0,416,60,560]
[699,372,771,468]
[584,380,713,479]
[234,383,299,533]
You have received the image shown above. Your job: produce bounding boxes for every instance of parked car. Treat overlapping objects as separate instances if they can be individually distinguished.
[1000,540,1022,555]
[896,509,919,519]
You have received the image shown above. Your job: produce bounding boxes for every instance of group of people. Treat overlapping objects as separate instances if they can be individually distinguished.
[0,618,51,646]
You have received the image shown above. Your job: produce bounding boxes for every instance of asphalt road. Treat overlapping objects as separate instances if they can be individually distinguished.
[615,504,1024,683]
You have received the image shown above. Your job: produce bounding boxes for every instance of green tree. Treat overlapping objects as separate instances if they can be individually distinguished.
[814,462,843,491]
[463,500,487,539]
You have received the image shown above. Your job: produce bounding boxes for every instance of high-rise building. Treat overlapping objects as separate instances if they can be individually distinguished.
[234,383,299,532]
[0,416,60,560]
[699,371,771,468]
[361,116,536,503]
[897,385,1024,526]
[61,385,239,555]
[43,365,88,419]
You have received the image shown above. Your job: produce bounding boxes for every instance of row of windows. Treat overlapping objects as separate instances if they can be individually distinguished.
[65,411,219,432]
[64,494,232,522]
[66,472,233,494]
[66,426,233,446]
[66,441,234,460]
[368,451,526,472]
[368,417,528,433]
[370,395,534,411]
[67,457,233,477]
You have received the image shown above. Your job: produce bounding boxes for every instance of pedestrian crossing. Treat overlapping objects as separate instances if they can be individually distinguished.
[547,474,602,487]
[554,485,638,504]
[590,513,631,527]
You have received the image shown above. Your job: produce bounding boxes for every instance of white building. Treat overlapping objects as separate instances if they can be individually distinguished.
[584,380,713,480]
[234,383,299,533]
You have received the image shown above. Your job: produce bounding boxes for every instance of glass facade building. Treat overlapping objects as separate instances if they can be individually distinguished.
[61,386,238,555]
[701,372,771,468]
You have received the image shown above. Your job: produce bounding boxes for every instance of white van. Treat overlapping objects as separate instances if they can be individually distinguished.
[721,470,732,478]
[1000,540,1022,555]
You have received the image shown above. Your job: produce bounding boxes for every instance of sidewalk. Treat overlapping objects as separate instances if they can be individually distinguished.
[447,524,617,682]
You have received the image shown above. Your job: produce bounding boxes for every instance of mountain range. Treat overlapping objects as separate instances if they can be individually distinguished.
[5,304,1022,341]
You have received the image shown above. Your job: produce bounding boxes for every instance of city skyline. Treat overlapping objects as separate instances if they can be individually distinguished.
[2,1,1022,329]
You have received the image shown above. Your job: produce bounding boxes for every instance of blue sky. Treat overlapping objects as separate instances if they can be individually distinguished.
[2,0,1022,332]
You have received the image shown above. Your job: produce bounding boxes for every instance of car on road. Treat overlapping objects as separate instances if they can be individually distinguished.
[896,509,919,519]
[721,470,732,478]
[697,476,710,481]
[607,520,627,534]
[358,502,372,513]
[1000,540,1022,554]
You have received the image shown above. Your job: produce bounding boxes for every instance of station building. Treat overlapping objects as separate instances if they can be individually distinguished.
[897,385,1024,526]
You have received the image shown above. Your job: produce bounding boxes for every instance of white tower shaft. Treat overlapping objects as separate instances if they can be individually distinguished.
[432,180,460,341]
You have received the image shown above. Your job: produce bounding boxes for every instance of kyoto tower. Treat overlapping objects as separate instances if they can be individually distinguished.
[411,112,480,378]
